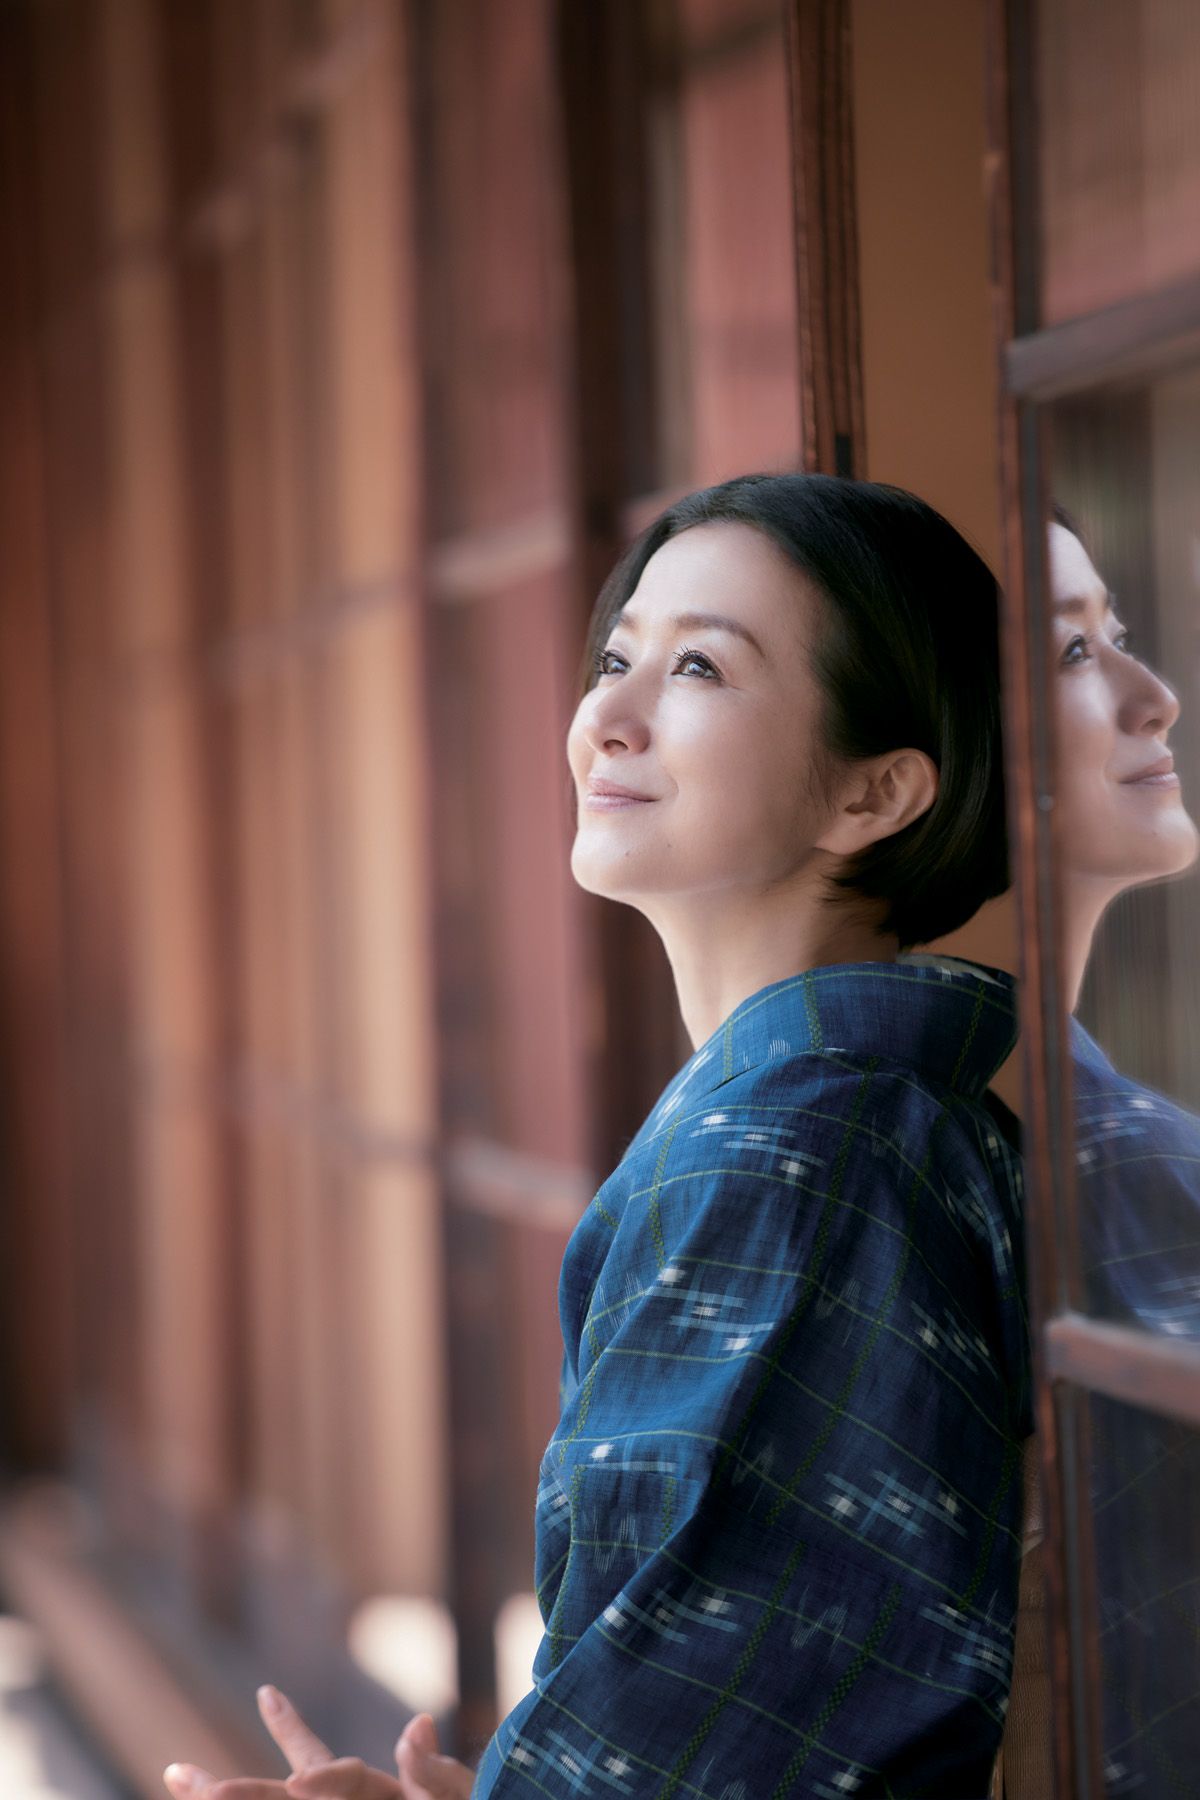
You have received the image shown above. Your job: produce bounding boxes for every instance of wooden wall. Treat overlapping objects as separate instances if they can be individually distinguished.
[0,0,821,1770]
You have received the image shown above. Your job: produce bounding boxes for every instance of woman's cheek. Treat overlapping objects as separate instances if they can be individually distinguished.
[565,704,593,782]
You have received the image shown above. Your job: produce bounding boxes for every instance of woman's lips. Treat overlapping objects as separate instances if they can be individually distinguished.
[1120,756,1179,789]
[584,779,655,811]
[584,791,655,810]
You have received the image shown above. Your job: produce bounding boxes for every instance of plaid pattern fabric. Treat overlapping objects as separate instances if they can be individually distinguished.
[1073,1017,1200,1334]
[1070,1020,1200,1794]
[475,959,1031,1800]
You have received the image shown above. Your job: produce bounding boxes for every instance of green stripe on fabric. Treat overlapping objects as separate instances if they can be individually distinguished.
[770,1583,903,1798]
[592,1196,619,1230]
[565,1535,1005,1723]
[557,1360,601,1462]
[802,968,824,1051]
[949,978,987,1089]
[534,1545,570,1610]
[715,1062,877,1486]
[727,963,1014,1040]
[621,1110,978,1254]
[584,1177,980,1340]
[513,1686,762,1800]
[551,1426,1003,1612]
[661,1473,677,1545]
[604,1292,1008,1444]
[768,1107,937,1526]
[657,1540,808,1799]
[546,1463,586,1669]
[582,1345,1017,1546]
[957,1432,1020,1610]
[591,1620,891,1774]
[647,1121,679,1272]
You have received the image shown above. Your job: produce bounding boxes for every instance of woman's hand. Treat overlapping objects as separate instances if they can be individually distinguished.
[390,1715,474,1800]
[162,1686,473,1800]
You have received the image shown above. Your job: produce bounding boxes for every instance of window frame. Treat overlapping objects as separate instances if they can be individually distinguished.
[987,1,1200,1791]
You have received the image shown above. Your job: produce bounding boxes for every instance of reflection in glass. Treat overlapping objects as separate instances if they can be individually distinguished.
[1050,365,1200,1330]
[1087,1389,1200,1792]
[1038,0,1200,324]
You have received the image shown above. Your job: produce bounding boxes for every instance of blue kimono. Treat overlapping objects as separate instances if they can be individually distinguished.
[1073,1016,1200,1334]
[475,958,1031,1799]
[1070,1019,1200,1795]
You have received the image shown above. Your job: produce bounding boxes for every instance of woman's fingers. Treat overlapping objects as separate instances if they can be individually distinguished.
[163,1685,334,1800]
[285,1758,402,1799]
[393,1718,474,1800]
[163,1773,289,1800]
[164,1765,218,1797]
[395,1717,440,1760]
[256,1687,335,1773]
[207,1786,292,1799]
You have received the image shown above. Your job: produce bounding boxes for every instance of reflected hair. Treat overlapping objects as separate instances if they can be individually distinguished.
[1051,499,1089,548]
[584,472,1009,948]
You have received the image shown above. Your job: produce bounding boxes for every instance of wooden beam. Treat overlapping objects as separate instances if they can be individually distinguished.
[1046,1314,1200,1429]
[786,0,865,477]
[446,1135,591,1233]
[1006,270,1200,400]
[984,2,1105,1793]
[0,1485,270,1800]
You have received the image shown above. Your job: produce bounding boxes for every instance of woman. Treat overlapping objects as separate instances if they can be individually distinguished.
[166,474,1030,1800]
[251,503,1197,1800]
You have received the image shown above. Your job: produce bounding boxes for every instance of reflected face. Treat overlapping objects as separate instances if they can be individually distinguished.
[1050,522,1198,890]
[566,523,838,906]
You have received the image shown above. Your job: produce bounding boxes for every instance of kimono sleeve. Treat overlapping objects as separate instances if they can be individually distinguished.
[475,1059,1028,1800]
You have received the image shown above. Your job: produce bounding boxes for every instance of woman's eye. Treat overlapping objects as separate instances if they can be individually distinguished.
[593,647,628,679]
[1061,633,1091,666]
[1112,629,1133,655]
[673,646,720,680]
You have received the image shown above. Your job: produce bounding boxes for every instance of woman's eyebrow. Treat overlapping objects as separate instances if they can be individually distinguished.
[1053,589,1116,619]
[616,607,765,657]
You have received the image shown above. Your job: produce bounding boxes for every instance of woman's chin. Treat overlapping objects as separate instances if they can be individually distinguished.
[570,842,638,901]
[1176,813,1200,874]
[570,838,676,906]
[1156,802,1200,876]
[1110,816,1200,888]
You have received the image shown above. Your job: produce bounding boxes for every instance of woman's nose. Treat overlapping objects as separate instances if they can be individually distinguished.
[1118,655,1181,737]
[583,681,652,756]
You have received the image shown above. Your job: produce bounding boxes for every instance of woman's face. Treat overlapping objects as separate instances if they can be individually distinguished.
[1050,521,1198,890]
[567,523,841,906]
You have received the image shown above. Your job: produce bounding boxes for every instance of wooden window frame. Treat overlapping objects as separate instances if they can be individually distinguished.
[987,1,1200,1792]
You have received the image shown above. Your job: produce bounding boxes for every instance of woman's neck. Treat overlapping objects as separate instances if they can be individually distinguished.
[931,882,1113,1012]
[929,881,1116,1116]
[643,884,898,1050]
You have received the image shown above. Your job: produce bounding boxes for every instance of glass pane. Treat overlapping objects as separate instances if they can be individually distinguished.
[639,0,800,489]
[1038,0,1200,325]
[1087,1390,1200,1792]
[1047,363,1200,1330]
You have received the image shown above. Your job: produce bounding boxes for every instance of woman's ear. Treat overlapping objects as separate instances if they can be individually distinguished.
[815,749,938,857]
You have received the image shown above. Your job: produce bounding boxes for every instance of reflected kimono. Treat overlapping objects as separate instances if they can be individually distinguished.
[994,1018,1200,1799]
[474,958,1031,1800]
[1073,1021,1200,1796]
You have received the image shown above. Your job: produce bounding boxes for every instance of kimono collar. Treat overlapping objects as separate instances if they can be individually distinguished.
[674,955,1018,1108]
[1069,1014,1117,1078]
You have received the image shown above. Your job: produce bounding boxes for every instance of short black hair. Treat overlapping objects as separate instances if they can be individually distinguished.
[1050,499,1088,548]
[585,472,1009,947]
